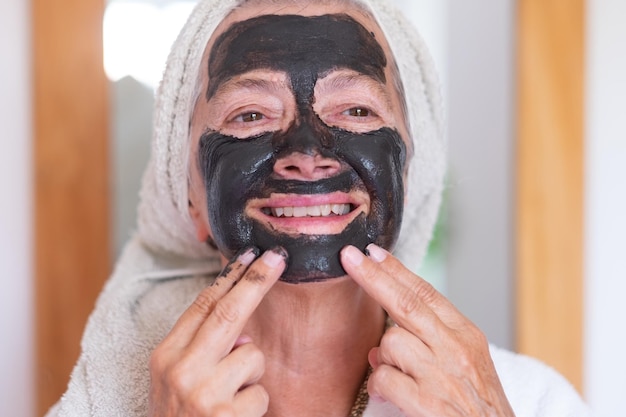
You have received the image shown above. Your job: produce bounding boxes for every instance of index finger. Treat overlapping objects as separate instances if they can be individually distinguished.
[191,247,287,359]
[161,247,260,349]
[341,244,461,337]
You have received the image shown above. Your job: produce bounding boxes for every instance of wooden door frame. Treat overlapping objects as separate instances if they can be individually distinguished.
[32,0,110,414]
[516,0,585,393]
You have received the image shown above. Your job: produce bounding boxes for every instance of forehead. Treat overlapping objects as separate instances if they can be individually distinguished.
[210,1,383,46]
[206,13,387,100]
[200,1,395,88]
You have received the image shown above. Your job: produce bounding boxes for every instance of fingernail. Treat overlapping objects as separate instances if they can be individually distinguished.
[262,247,287,268]
[342,245,364,266]
[365,244,387,263]
[237,247,259,266]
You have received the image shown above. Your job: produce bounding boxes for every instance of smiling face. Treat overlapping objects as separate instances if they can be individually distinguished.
[189,3,410,283]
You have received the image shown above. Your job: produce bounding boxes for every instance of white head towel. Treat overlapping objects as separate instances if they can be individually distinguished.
[136,0,447,274]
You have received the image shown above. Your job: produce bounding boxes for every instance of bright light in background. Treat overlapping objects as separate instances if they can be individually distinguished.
[103,1,197,88]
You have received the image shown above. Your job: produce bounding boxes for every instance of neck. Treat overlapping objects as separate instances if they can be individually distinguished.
[244,276,386,417]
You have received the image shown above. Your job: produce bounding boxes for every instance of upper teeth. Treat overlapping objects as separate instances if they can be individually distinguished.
[270,204,351,218]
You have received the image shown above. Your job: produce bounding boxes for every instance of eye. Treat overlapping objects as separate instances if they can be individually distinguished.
[342,107,372,117]
[234,111,265,123]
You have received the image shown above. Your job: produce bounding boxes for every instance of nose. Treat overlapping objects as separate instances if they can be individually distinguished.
[273,152,342,181]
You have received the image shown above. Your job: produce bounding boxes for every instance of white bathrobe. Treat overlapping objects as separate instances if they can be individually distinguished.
[46,0,590,415]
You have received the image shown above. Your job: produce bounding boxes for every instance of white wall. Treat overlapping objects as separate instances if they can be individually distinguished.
[0,0,34,416]
[445,0,515,349]
[394,0,515,350]
[584,0,626,414]
[390,0,448,293]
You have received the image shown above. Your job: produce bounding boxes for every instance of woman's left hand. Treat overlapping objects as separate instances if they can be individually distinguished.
[341,244,516,417]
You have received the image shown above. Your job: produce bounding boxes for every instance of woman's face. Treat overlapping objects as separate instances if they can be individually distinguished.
[189,2,411,283]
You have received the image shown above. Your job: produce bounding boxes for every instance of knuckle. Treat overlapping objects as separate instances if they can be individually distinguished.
[236,343,266,381]
[381,326,403,347]
[453,328,490,376]
[247,345,266,369]
[148,347,167,375]
[212,298,240,325]
[417,393,440,414]
[458,322,489,350]
[371,364,394,388]
[471,326,489,348]
[398,284,422,316]
[250,385,270,410]
[192,289,220,316]
[472,325,489,348]
[368,365,394,399]
[362,263,382,284]
[149,347,186,390]
[378,329,401,361]
[259,386,270,408]
[456,348,474,372]
[165,361,190,391]
[398,280,439,316]
[187,389,210,414]
[411,279,439,307]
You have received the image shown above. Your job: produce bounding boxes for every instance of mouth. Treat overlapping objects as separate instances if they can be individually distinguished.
[247,192,369,235]
[261,203,353,218]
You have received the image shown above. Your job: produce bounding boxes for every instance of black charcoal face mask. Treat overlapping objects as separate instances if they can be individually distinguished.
[198,13,407,283]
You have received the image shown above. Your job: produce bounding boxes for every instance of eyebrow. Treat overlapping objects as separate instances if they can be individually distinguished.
[208,76,289,101]
[316,73,393,110]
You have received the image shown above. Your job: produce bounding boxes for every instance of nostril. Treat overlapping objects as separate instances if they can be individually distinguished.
[284,165,300,172]
[274,152,341,180]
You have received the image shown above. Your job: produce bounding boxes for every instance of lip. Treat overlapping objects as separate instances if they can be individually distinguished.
[246,191,370,235]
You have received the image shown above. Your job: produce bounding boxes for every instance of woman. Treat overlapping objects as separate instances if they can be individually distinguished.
[47,0,588,416]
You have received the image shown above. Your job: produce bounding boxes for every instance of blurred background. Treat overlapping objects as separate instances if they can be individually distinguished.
[1,0,624,415]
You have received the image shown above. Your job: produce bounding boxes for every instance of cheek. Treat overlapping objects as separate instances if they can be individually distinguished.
[187,161,214,240]
[189,162,206,207]
[334,127,407,248]
[197,131,275,256]
[337,130,406,191]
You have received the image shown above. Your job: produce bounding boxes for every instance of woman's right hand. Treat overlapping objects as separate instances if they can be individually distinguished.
[148,247,287,417]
